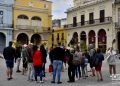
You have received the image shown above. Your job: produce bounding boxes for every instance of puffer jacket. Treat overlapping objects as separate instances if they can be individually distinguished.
[33,50,43,66]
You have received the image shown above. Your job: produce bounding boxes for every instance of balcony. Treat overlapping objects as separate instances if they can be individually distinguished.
[115,0,120,4]
[66,17,112,29]
[115,22,120,28]
[16,25,51,33]
[0,24,12,28]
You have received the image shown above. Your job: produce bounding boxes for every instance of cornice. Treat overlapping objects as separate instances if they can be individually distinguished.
[14,5,49,13]
[66,0,110,13]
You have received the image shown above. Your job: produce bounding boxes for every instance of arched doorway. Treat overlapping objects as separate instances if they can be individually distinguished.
[80,31,87,50]
[69,32,78,46]
[117,32,120,53]
[88,30,96,46]
[98,29,106,52]
[0,32,6,53]
[31,34,41,45]
[17,33,28,45]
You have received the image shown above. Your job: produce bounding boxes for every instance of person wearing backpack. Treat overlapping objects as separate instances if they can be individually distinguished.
[89,44,96,76]
[94,48,104,81]
[67,49,76,83]
[74,46,82,80]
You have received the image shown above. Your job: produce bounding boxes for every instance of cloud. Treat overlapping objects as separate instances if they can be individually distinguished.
[48,0,73,19]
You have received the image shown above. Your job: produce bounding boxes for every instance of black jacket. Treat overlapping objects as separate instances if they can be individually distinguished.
[3,46,16,61]
[52,47,65,61]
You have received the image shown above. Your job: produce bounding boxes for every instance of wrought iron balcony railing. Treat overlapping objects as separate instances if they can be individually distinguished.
[66,17,112,29]
[115,22,120,28]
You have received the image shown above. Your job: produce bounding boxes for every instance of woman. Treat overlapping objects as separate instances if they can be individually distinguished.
[94,48,104,81]
[40,44,47,77]
[32,45,43,83]
[106,47,117,77]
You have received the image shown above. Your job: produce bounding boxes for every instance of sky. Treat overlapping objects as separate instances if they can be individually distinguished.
[48,0,73,19]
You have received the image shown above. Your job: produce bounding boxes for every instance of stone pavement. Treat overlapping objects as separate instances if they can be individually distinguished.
[0,57,120,86]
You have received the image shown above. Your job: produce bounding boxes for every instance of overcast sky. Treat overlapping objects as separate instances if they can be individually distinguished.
[48,0,73,19]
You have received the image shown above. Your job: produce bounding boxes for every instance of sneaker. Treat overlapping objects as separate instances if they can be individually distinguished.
[51,81,55,83]
[40,81,44,83]
[57,81,62,84]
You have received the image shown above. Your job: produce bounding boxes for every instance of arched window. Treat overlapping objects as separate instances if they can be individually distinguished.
[18,15,29,19]
[31,16,41,21]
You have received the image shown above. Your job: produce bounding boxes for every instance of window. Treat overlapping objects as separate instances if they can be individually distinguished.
[73,17,77,27]
[81,15,85,25]
[61,33,64,40]
[100,10,105,22]
[57,33,59,41]
[18,15,29,19]
[31,16,41,21]
[89,12,94,24]
[118,8,120,25]
[0,11,3,24]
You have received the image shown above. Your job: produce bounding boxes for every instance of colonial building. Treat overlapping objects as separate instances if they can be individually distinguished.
[52,18,67,47]
[0,0,14,52]
[66,0,120,52]
[13,0,52,47]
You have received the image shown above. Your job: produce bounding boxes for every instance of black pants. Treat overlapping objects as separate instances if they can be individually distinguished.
[42,63,46,77]
[68,65,76,82]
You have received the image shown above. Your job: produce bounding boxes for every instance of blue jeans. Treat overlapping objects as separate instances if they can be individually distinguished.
[52,60,63,82]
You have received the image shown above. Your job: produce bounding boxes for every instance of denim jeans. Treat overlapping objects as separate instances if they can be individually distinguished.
[34,65,43,81]
[52,60,63,82]
[27,63,34,80]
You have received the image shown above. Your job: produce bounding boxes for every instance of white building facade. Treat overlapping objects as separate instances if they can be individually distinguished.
[66,0,120,52]
[0,0,14,52]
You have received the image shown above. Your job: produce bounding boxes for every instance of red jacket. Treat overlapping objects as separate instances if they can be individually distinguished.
[33,50,43,66]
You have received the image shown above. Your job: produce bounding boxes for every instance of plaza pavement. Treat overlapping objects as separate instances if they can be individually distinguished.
[0,56,120,86]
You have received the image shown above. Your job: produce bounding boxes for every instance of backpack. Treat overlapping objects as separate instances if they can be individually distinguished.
[72,52,81,65]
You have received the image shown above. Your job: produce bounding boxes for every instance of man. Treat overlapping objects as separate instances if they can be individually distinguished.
[26,43,34,81]
[89,44,96,76]
[51,43,65,84]
[3,41,16,80]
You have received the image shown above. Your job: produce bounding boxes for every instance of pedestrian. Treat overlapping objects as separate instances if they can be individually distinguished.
[106,47,117,77]
[26,43,34,81]
[94,48,104,81]
[40,44,47,77]
[84,49,90,77]
[67,49,76,83]
[3,41,16,80]
[32,45,43,83]
[89,44,96,76]
[74,46,82,80]
[51,43,65,84]
[15,46,22,73]
[21,44,28,75]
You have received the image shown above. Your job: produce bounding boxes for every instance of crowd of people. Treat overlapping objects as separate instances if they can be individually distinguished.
[2,41,119,84]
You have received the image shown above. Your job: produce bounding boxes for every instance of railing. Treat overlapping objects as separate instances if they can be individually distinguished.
[66,17,112,29]
[16,25,51,33]
[115,0,120,4]
[115,22,120,28]
[0,24,12,28]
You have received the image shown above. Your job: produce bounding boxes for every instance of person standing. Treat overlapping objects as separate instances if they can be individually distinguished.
[94,48,104,81]
[21,44,28,75]
[3,41,16,80]
[26,43,34,81]
[67,49,76,83]
[15,46,22,73]
[51,43,65,84]
[32,45,43,83]
[89,44,96,76]
[106,47,117,77]
[40,44,47,77]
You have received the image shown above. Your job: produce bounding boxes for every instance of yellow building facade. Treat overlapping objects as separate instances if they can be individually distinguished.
[52,27,67,47]
[13,0,52,47]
